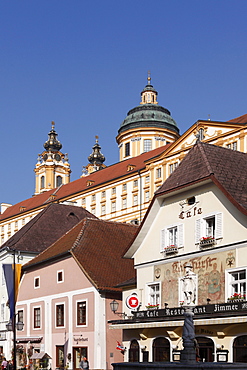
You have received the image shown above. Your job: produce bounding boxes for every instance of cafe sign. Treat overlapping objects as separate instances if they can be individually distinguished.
[135,301,247,320]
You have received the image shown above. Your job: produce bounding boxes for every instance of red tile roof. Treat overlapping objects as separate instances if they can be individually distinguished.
[228,113,247,124]
[0,145,170,221]
[23,218,138,292]
[156,141,247,215]
[1,203,96,253]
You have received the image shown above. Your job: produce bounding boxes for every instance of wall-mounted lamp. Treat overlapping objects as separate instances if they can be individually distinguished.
[110,300,127,318]
[207,298,211,304]
[164,303,168,308]
[141,345,146,352]
[140,333,147,340]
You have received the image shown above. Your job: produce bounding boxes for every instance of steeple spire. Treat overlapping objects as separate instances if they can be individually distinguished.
[43,121,62,152]
[83,136,106,175]
[34,122,71,194]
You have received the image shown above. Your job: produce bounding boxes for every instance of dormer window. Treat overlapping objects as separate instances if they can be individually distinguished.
[127,164,136,172]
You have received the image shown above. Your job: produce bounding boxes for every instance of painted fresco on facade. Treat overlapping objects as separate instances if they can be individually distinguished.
[155,250,236,307]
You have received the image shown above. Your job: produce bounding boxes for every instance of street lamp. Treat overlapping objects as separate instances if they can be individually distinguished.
[110,300,127,318]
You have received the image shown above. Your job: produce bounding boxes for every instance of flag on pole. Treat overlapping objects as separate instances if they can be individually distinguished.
[116,341,125,351]
[3,264,22,320]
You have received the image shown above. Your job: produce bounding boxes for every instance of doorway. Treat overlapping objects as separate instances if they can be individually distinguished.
[195,337,214,362]
[73,347,88,370]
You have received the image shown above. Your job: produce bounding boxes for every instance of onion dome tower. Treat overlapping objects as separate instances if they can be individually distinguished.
[116,72,180,161]
[83,136,106,175]
[34,122,71,195]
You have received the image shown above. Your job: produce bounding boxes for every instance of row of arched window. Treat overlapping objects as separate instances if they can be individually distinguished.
[128,335,247,363]
[40,175,63,189]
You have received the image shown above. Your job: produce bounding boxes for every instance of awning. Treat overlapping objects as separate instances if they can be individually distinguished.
[16,337,43,343]
[30,352,51,360]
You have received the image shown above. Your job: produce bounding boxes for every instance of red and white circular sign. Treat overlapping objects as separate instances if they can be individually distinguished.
[126,294,140,310]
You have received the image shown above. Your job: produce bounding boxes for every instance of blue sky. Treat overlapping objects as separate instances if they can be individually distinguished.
[1,0,247,206]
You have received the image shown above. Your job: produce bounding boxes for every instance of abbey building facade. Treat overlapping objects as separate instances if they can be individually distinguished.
[0,77,247,245]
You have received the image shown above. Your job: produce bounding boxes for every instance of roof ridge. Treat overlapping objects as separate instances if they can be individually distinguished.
[0,205,52,249]
[196,141,214,175]
[70,218,91,251]
[23,217,89,268]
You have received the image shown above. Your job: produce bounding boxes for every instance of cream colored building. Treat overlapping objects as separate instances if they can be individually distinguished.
[0,78,247,246]
[110,141,247,364]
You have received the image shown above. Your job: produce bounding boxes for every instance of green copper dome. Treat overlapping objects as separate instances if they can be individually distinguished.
[118,104,179,135]
[118,79,179,135]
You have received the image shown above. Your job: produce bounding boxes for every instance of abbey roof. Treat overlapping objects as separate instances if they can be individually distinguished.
[0,145,170,221]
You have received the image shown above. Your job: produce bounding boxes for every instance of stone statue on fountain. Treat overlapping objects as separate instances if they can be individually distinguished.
[180,263,197,363]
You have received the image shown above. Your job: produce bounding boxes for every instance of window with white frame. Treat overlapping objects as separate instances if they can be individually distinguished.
[34,277,40,288]
[161,224,184,251]
[156,168,161,179]
[133,194,138,206]
[143,139,152,152]
[123,183,127,191]
[101,191,106,199]
[147,283,160,307]
[34,307,41,329]
[77,301,86,326]
[111,201,116,213]
[169,162,178,174]
[91,194,96,202]
[57,270,64,283]
[101,204,106,215]
[145,175,150,183]
[195,213,222,244]
[18,310,24,329]
[122,197,127,209]
[112,187,116,195]
[56,304,65,327]
[145,191,150,202]
[227,142,237,151]
[227,268,246,300]
[133,180,138,188]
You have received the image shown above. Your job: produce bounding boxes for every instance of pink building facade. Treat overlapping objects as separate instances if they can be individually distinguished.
[17,257,125,370]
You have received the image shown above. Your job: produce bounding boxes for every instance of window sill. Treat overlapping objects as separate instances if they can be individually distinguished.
[199,239,216,249]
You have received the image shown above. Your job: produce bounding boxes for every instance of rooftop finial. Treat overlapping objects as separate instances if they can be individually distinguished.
[95,135,99,143]
[51,121,55,130]
[147,70,151,85]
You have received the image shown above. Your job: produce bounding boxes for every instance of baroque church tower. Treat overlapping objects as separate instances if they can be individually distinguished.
[34,122,71,195]
[116,73,180,161]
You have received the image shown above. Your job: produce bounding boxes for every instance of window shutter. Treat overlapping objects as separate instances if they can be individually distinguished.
[195,219,201,243]
[161,228,166,251]
[215,212,223,239]
[178,224,184,248]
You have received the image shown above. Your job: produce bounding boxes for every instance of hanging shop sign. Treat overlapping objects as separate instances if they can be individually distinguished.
[126,293,140,311]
